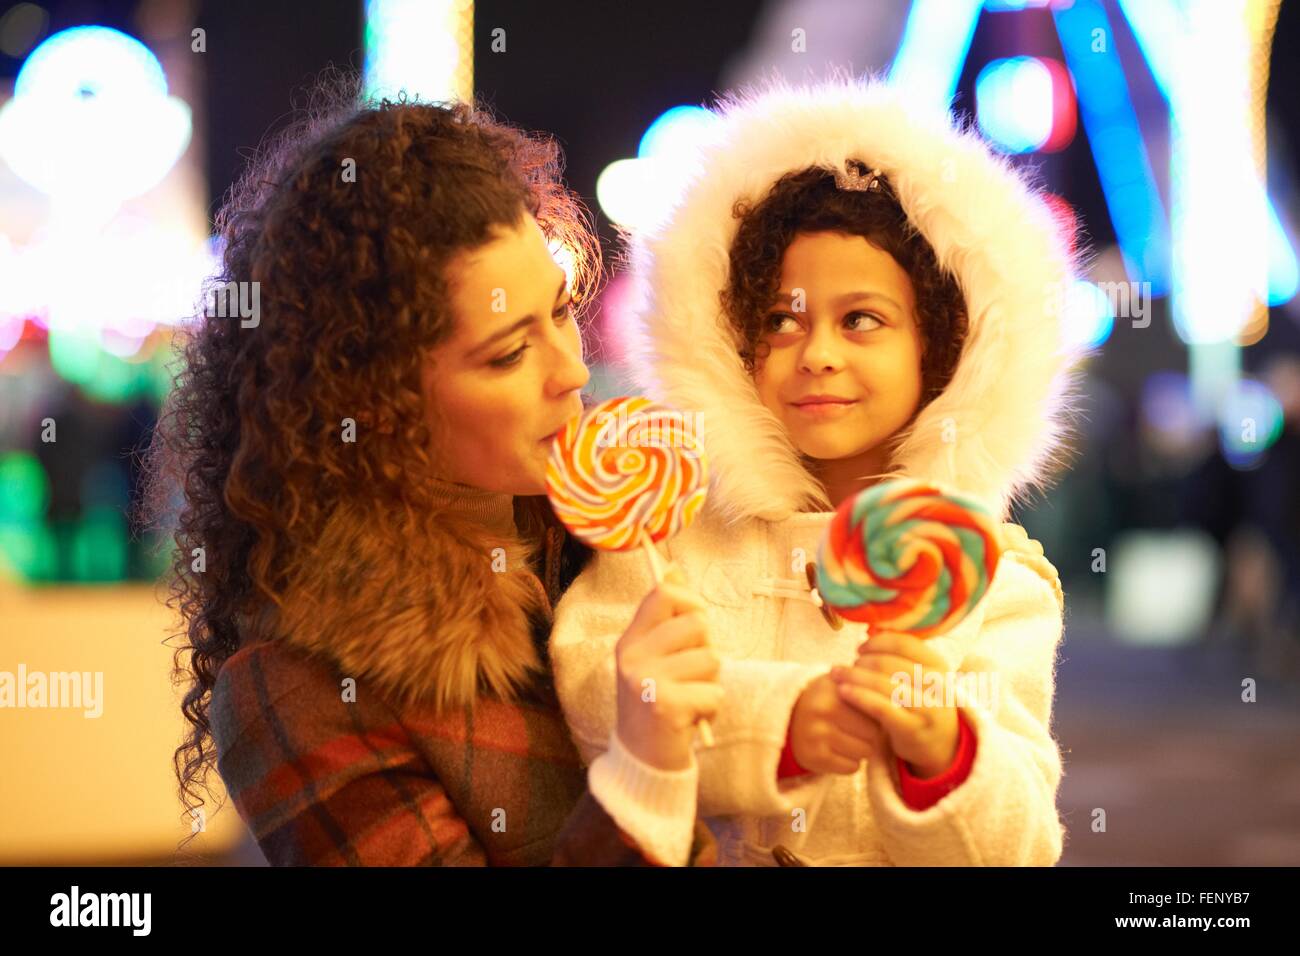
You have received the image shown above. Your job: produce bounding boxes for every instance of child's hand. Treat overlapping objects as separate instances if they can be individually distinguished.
[788,674,885,775]
[829,631,960,779]
[613,565,723,772]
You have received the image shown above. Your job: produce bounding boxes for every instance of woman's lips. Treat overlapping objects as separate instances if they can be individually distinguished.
[789,398,859,419]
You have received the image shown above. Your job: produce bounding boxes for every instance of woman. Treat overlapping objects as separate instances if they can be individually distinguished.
[147,79,721,866]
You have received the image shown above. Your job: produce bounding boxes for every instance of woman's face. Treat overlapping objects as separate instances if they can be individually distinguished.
[424,212,589,495]
[753,230,924,466]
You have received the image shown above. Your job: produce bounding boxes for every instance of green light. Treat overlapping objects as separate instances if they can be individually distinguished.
[0,451,50,521]
[70,506,127,582]
[47,326,100,385]
[0,522,58,581]
[48,328,155,403]
[140,530,174,581]
[80,350,143,403]
[149,344,177,404]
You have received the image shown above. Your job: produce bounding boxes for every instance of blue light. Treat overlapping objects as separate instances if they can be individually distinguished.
[1217,378,1284,469]
[985,0,1053,10]
[976,57,1052,154]
[15,25,168,99]
[1266,203,1299,305]
[889,0,983,111]
[1063,280,1115,350]
[0,25,191,202]
[1053,0,1171,295]
[1116,0,1296,307]
[637,106,716,160]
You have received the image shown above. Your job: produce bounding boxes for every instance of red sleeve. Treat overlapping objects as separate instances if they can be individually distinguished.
[776,706,814,781]
[777,710,979,804]
[777,730,811,778]
[895,709,977,811]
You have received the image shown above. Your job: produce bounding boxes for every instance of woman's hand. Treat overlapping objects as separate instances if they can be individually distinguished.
[830,631,960,778]
[788,673,885,775]
[614,565,723,772]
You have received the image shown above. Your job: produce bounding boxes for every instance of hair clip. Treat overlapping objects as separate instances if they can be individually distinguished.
[833,160,883,193]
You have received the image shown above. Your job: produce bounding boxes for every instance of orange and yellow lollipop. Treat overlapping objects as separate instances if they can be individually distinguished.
[546,396,708,553]
[546,395,713,744]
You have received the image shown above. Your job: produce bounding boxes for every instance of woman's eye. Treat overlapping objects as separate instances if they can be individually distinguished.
[765,312,798,334]
[553,298,574,322]
[490,343,530,369]
[845,311,882,331]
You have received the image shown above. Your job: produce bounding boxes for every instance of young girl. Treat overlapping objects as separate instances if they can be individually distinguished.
[550,77,1084,866]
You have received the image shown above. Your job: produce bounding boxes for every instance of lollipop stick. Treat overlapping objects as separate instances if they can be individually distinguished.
[641,532,669,583]
[640,531,715,748]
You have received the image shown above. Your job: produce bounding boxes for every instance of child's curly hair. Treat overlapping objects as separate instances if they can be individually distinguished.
[144,73,600,848]
[721,165,967,404]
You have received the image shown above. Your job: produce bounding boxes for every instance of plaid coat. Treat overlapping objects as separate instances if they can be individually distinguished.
[210,512,716,866]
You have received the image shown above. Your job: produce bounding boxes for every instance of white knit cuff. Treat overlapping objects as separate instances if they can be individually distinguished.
[695,660,831,817]
[586,729,699,867]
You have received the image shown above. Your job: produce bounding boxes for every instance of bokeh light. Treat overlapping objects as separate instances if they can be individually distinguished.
[1217,377,1285,469]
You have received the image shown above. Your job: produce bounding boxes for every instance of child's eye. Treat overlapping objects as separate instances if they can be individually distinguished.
[764,312,799,334]
[490,343,530,369]
[844,311,883,332]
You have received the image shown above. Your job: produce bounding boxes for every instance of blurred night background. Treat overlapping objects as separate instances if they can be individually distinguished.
[0,0,1297,865]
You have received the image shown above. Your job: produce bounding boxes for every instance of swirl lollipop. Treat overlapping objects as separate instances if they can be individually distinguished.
[815,479,1001,638]
[546,396,708,554]
[546,395,714,743]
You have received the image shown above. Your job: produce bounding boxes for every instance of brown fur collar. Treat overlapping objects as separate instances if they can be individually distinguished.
[263,496,561,715]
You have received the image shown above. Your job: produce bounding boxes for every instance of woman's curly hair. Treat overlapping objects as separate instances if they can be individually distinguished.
[144,74,600,849]
[721,164,967,405]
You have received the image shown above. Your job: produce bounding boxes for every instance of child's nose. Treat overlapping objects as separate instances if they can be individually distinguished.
[799,324,845,373]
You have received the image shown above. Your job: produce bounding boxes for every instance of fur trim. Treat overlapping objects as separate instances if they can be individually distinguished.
[265,498,550,714]
[627,76,1090,522]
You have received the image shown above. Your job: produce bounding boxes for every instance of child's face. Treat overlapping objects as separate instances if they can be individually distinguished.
[753,231,924,465]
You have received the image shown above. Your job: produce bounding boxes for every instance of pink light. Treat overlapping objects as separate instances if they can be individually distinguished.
[591,272,647,370]
[1041,193,1080,258]
[0,315,25,360]
[1040,57,1077,153]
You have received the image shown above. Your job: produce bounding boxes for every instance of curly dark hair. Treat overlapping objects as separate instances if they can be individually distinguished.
[144,74,600,850]
[720,164,968,405]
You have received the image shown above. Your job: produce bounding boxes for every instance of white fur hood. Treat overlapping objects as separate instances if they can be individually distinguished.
[625,77,1088,523]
